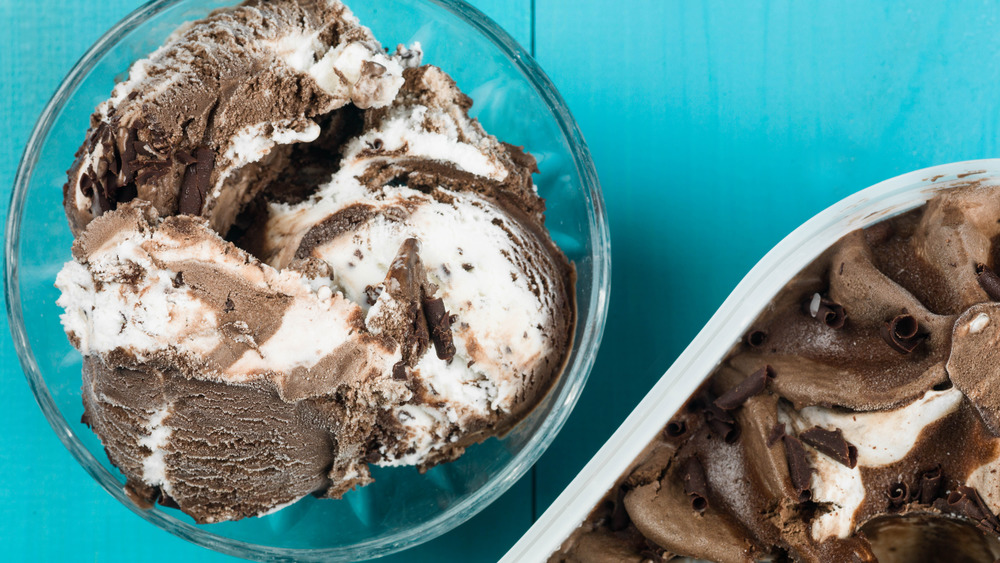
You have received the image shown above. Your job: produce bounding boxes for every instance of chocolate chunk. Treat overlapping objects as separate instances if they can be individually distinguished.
[178,147,215,215]
[782,435,813,502]
[392,362,407,381]
[976,263,1000,301]
[713,365,775,411]
[682,456,709,512]
[422,296,456,362]
[880,314,925,354]
[744,330,767,349]
[919,466,943,504]
[887,482,909,510]
[799,426,858,468]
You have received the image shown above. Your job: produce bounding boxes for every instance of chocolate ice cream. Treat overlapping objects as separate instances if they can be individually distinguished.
[554,182,1000,562]
[56,0,574,524]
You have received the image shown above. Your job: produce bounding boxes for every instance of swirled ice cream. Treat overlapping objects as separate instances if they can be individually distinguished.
[555,181,1000,562]
[55,0,574,524]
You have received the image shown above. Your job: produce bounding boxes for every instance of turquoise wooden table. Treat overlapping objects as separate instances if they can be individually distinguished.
[5,1,1000,560]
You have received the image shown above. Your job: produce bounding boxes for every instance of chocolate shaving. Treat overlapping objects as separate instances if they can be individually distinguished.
[806,293,846,329]
[665,419,687,438]
[422,296,456,362]
[976,263,1000,301]
[767,422,786,447]
[782,435,813,502]
[744,330,767,349]
[919,466,942,504]
[714,365,775,410]
[799,426,858,468]
[887,482,909,510]
[682,457,709,512]
[945,486,1000,533]
[880,314,925,354]
[178,146,215,215]
[703,400,740,443]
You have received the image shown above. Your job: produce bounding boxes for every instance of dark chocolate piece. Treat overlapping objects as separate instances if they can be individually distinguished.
[682,457,709,512]
[783,435,813,502]
[945,486,1000,533]
[799,426,858,468]
[880,313,924,354]
[423,296,456,362]
[665,420,687,438]
[887,482,909,510]
[806,294,847,329]
[703,400,740,443]
[919,466,943,505]
[392,362,407,381]
[713,365,775,411]
[976,263,1000,301]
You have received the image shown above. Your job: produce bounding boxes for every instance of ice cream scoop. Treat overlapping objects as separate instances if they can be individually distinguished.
[63,0,415,237]
[55,0,574,524]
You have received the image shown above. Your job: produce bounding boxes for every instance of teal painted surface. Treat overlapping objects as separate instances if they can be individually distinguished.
[6,0,1000,561]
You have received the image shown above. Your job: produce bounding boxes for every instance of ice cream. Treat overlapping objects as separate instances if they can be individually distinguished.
[553,182,1000,562]
[55,0,574,524]
[63,0,413,238]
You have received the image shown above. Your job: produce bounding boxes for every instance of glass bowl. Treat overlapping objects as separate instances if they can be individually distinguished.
[502,160,1000,561]
[4,0,611,560]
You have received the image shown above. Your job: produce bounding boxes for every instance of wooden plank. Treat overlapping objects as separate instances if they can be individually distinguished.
[531,0,1000,518]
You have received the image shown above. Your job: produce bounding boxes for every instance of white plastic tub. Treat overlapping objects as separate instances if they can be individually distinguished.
[503,160,1000,562]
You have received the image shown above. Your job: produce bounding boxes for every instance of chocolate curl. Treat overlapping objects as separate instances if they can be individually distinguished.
[880,314,925,354]
[682,457,709,512]
[783,435,813,502]
[976,263,1000,301]
[919,466,942,504]
[664,419,687,438]
[744,330,767,349]
[799,426,858,468]
[805,293,846,329]
[887,482,909,510]
[704,401,741,443]
[422,296,456,362]
[713,365,776,411]
[945,486,1000,533]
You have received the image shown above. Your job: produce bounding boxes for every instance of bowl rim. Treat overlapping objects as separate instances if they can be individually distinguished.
[501,159,1000,562]
[3,0,611,560]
